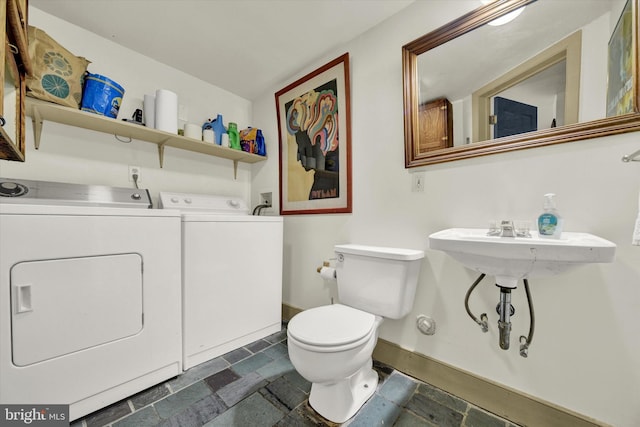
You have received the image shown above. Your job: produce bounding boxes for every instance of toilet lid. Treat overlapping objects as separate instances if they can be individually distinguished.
[288,304,376,347]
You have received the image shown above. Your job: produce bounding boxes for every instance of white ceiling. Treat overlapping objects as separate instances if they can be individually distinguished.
[418,0,616,103]
[30,0,415,101]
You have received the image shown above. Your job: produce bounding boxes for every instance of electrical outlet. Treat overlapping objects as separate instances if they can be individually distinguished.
[129,165,141,183]
[260,191,273,207]
[411,172,425,192]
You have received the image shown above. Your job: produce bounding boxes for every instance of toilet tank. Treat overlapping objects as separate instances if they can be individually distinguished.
[334,244,425,319]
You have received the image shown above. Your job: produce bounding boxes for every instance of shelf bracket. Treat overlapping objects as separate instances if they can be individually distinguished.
[31,105,43,149]
[233,160,239,180]
[158,143,166,168]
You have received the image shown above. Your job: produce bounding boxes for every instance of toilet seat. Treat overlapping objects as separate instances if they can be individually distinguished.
[288,304,376,351]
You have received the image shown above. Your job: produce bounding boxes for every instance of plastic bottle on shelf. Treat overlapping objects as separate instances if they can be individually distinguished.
[227,122,241,150]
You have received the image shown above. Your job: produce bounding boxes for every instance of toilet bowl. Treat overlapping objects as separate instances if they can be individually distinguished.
[287,304,383,423]
[287,244,425,423]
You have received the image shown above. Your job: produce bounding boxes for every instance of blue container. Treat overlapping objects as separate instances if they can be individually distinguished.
[81,73,125,118]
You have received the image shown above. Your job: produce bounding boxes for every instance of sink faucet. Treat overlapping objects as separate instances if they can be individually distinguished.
[500,220,516,237]
[487,220,516,237]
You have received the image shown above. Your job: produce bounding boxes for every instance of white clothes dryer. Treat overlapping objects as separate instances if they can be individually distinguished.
[0,178,182,421]
[159,192,283,370]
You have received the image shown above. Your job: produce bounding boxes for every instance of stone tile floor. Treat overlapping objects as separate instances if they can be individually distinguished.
[71,327,518,427]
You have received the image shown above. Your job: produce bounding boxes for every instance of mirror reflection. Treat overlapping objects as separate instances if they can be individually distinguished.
[0,48,20,156]
[403,0,639,167]
[3,56,18,143]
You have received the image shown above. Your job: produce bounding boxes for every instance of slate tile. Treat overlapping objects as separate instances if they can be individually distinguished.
[275,403,335,427]
[217,371,268,407]
[169,357,229,392]
[463,407,508,427]
[247,339,272,353]
[154,381,212,420]
[294,401,339,426]
[112,406,160,427]
[157,394,227,427]
[85,400,132,427]
[348,394,401,427]
[257,355,295,381]
[69,327,515,427]
[223,347,252,364]
[394,408,438,427]
[416,383,468,413]
[130,383,171,410]
[264,329,288,344]
[204,368,241,393]
[204,393,286,426]
[378,372,418,406]
[283,370,312,394]
[260,386,290,414]
[275,411,324,427]
[264,376,308,411]
[231,352,274,376]
[405,392,464,427]
[263,342,289,360]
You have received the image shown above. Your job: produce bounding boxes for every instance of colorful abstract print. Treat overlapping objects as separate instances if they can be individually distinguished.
[286,82,339,158]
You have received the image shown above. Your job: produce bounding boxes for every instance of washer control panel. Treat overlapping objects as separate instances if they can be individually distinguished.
[0,178,152,208]
[0,181,29,197]
[158,192,249,214]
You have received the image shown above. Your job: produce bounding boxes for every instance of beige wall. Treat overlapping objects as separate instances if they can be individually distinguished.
[252,2,640,426]
[4,8,254,202]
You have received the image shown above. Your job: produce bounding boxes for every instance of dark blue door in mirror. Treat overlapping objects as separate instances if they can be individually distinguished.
[494,96,538,138]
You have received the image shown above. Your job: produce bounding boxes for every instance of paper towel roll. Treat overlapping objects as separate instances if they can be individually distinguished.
[319,266,336,280]
[203,129,214,143]
[155,89,178,133]
[143,94,155,128]
[184,123,201,140]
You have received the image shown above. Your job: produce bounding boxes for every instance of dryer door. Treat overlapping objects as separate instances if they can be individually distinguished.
[11,253,143,366]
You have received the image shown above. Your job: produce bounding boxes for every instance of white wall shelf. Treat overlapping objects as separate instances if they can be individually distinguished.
[25,97,266,178]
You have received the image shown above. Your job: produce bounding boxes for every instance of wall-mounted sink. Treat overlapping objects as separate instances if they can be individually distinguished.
[429,228,616,287]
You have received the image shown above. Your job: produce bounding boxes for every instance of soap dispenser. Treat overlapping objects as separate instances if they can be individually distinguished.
[537,193,564,238]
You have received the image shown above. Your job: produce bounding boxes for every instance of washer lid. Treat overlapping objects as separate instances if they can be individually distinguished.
[288,304,376,347]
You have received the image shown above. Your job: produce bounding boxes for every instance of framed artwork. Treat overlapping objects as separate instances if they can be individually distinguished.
[606,0,634,117]
[275,53,352,215]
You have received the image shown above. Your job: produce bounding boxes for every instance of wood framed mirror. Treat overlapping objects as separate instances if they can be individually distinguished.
[1,0,30,162]
[403,0,640,168]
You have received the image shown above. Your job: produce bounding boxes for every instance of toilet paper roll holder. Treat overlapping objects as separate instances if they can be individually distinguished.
[316,261,330,273]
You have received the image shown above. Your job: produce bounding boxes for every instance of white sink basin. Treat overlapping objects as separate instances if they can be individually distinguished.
[429,228,616,287]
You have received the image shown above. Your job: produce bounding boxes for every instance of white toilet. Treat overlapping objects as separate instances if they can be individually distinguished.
[287,244,425,423]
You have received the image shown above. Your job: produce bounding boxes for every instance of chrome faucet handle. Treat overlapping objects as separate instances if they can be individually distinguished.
[487,220,501,236]
[500,220,516,237]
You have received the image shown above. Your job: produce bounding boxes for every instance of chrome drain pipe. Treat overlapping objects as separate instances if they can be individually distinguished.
[497,287,514,350]
[464,275,536,357]
[464,273,488,332]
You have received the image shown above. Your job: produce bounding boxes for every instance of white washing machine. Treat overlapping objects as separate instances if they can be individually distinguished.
[159,192,283,370]
[0,178,182,421]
